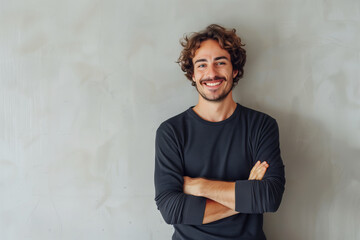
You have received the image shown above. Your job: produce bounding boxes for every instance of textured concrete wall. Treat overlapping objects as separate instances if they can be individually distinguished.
[0,0,359,239]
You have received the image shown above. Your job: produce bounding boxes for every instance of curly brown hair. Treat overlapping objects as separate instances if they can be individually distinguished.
[177,24,246,87]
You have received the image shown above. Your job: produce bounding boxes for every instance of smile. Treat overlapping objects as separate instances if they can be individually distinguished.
[201,79,224,88]
[205,82,221,86]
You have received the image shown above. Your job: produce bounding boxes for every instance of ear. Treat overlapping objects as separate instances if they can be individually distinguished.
[233,70,238,79]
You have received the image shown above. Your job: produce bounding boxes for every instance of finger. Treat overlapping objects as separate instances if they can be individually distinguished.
[256,166,268,180]
[254,168,264,179]
[260,162,269,170]
[249,161,259,179]
[252,169,263,180]
[249,173,255,180]
[259,163,269,170]
[249,160,261,180]
[251,161,260,172]
[257,164,268,173]
[249,171,254,180]
[259,168,267,180]
[253,163,269,180]
[249,161,268,180]
[250,168,262,180]
[249,168,256,180]
[252,161,261,171]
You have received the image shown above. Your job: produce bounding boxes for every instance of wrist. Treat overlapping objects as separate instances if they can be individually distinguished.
[198,178,209,197]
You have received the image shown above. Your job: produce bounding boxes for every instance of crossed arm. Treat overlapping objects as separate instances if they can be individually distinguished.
[155,119,285,226]
[183,161,269,224]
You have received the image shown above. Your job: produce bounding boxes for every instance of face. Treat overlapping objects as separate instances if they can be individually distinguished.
[192,39,238,102]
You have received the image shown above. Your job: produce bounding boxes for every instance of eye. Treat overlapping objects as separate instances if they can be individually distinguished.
[217,62,226,66]
[198,64,206,68]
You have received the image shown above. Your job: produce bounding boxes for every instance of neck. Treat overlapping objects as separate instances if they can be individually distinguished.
[192,92,237,122]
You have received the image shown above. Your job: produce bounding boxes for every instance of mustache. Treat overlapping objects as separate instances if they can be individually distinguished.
[200,76,226,84]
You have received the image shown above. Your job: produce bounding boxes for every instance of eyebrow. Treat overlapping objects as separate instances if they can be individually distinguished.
[214,56,229,61]
[194,56,229,64]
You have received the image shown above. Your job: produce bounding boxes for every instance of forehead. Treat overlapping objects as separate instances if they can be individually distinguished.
[193,39,230,62]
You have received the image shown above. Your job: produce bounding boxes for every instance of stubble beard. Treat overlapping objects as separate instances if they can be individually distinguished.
[194,77,235,102]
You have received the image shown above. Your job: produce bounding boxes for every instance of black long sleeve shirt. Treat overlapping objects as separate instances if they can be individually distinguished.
[154,103,285,240]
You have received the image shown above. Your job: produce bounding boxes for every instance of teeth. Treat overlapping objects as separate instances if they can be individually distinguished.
[205,81,221,86]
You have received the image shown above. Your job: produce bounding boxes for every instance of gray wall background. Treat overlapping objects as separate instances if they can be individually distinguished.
[1,0,359,239]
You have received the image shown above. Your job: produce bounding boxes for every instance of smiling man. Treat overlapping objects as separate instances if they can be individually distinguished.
[154,24,285,240]
[192,40,235,102]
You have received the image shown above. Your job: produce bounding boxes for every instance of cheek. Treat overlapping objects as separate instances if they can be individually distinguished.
[225,68,235,78]
[193,71,204,81]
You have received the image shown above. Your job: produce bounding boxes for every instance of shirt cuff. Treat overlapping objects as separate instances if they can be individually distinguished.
[235,180,253,213]
[182,195,207,225]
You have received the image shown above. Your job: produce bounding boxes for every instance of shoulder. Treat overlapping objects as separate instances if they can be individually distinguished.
[156,107,190,136]
[240,104,276,122]
[238,105,281,150]
[239,104,278,131]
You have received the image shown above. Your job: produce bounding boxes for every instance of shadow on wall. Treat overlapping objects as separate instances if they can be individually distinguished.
[262,109,337,240]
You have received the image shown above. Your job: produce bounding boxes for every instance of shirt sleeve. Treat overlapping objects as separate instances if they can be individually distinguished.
[154,123,206,225]
[235,117,285,213]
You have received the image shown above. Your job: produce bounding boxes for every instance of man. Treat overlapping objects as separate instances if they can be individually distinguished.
[154,24,285,240]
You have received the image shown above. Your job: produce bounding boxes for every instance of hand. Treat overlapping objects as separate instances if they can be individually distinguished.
[183,176,204,196]
[248,160,269,180]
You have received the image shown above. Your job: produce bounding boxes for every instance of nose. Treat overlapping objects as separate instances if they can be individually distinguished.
[206,64,217,79]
